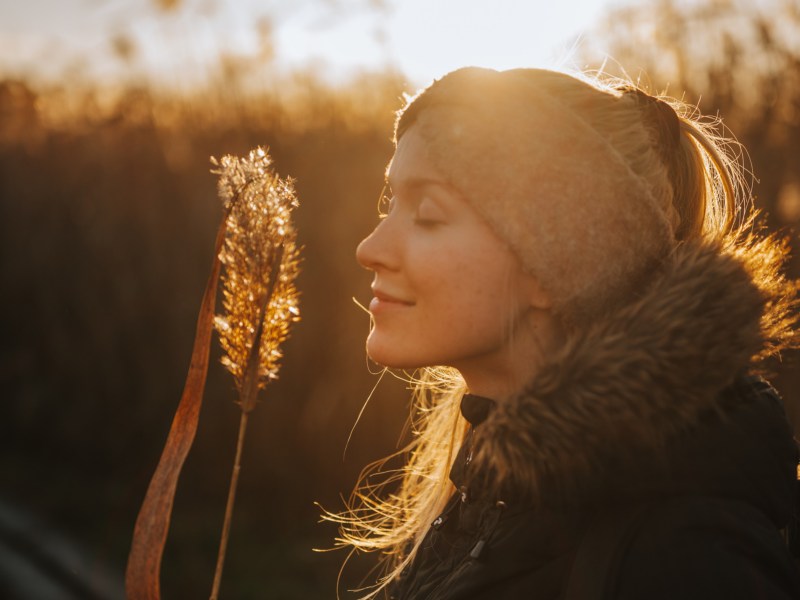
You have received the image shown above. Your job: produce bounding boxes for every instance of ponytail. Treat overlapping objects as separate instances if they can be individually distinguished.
[619,84,746,242]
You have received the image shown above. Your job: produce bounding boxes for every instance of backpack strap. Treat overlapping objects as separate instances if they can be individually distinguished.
[562,503,653,600]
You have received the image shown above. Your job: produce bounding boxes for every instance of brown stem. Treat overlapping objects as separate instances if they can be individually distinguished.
[209,408,250,600]
[209,237,286,597]
[126,198,235,600]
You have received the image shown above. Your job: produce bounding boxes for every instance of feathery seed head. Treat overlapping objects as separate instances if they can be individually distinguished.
[212,148,301,399]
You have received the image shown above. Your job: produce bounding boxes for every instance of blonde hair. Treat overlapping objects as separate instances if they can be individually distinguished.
[329,68,748,598]
[327,368,468,596]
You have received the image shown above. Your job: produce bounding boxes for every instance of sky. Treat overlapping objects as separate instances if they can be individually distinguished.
[0,0,650,89]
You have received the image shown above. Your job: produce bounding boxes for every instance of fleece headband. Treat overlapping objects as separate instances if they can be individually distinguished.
[405,68,678,321]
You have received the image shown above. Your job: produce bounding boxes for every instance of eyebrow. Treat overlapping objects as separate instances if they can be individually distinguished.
[386,176,460,196]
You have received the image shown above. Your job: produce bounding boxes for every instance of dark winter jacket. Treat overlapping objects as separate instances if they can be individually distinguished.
[388,236,800,599]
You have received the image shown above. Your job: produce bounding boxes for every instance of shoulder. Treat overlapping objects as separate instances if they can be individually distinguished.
[614,496,800,600]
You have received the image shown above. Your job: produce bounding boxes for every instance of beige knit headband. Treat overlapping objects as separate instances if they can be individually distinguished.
[399,67,679,322]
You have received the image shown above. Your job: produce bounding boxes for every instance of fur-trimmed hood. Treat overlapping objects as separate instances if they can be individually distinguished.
[468,231,800,513]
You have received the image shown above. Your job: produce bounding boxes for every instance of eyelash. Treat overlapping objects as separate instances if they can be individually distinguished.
[413,216,440,228]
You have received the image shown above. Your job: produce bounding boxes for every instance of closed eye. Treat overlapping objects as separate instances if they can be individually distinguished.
[413,217,442,228]
[413,195,446,227]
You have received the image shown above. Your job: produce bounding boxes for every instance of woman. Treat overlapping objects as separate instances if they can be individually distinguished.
[335,67,800,599]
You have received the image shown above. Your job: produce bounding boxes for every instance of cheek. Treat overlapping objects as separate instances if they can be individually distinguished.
[449,247,516,298]
[455,286,515,338]
[430,250,518,325]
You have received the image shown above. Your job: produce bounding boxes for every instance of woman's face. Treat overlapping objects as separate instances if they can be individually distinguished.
[356,125,551,391]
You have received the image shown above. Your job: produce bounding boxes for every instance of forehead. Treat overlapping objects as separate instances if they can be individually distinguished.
[386,126,447,187]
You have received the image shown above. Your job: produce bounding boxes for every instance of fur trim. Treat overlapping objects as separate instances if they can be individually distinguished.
[469,231,800,505]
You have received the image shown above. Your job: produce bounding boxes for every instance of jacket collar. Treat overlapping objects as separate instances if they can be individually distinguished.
[465,233,799,515]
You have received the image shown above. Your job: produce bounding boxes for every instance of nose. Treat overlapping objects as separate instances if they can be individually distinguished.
[356,219,397,272]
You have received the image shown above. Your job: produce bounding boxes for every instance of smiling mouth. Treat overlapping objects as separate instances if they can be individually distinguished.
[372,287,414,304]
[370,290,414,312]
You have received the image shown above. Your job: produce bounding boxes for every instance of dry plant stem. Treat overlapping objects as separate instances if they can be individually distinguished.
[209,323,261,600]
[209,408,251,600]
[125,203,234,600]
[210,247,284,599]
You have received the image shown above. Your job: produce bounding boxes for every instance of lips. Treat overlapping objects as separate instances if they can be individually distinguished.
[373,288,412,303]
[370,288,414,313]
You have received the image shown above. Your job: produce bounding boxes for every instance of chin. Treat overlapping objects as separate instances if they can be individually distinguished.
[366,337,426,370]
[366,351,419,370]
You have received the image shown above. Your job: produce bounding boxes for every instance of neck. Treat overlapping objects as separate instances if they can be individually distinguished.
[457,309,564,402]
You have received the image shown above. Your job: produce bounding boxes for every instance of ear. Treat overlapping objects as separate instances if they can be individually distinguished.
[521,273,553,310]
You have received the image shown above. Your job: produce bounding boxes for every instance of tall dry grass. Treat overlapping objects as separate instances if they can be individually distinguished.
[0,72,411,598]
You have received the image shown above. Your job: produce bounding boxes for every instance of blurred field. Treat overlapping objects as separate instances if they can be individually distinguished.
[0,72,415,598]
[2,1,800,598]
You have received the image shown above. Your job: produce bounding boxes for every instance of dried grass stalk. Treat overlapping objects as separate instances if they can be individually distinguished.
[125,147,299,600]
[209,147,301,599]
[126,200,234,600]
